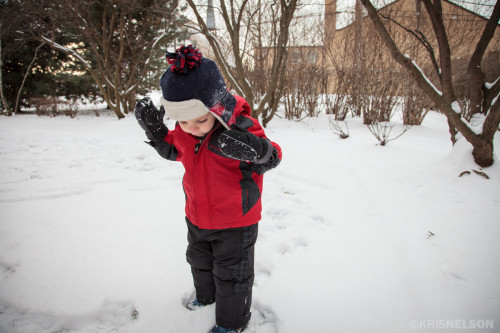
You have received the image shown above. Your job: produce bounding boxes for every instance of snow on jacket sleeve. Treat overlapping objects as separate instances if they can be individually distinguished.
[233,113,282,175]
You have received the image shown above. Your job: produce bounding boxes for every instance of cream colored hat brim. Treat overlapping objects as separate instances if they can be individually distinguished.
[160,97,230,130]
[160,97,207,121]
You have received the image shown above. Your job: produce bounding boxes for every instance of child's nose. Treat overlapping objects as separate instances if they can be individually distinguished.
[187,124,198,133]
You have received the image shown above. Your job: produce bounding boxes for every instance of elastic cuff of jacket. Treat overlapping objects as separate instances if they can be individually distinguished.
[253,139,273,164]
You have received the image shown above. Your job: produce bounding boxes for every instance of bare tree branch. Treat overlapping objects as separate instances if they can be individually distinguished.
[186,0,299,126]
[379,12,440,77]
[14,42,46,115]
[359,0,500,167]
[469,0,500,118]
[19,0,184,118]
[421,0,456,103]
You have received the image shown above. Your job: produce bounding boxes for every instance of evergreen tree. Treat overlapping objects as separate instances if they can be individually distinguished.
[2,0,187,117]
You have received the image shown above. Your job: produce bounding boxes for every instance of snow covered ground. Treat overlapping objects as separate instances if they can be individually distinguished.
[0,108,499,333]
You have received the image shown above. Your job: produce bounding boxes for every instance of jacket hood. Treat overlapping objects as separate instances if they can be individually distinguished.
[210,95,251,130]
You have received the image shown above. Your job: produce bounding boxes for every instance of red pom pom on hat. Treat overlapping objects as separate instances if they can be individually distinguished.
[165,45,203,74]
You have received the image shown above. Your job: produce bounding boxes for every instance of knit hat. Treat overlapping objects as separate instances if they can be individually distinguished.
[159,45,236,130]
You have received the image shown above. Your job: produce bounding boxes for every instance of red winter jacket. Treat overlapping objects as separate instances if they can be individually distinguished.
[152,95,282,229]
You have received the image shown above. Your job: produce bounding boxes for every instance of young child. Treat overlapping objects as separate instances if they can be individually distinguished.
[134,45,282,333]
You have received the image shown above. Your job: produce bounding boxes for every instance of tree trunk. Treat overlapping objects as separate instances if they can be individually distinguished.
[14,42,45,115]
[0,33,12,116]
[446,117,458,144]
[471,136,494,168]
[352,0,364,117]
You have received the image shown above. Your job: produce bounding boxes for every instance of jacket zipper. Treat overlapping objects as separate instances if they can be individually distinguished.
[193,138,202,223]
[193,135,213,228]
[194,139,202,154]
[192,122,223,227]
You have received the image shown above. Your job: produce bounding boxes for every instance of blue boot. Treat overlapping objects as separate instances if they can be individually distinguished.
[186,298,206,311]
[209,325,242,333]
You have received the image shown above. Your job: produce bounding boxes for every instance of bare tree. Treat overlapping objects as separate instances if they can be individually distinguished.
[19,0,185,119]
[0,22,11,115]
[362,55,412,145]
[328,116,350,139]
[282,7,326,121]
[359,0,500,167]
[282,59,325,120]
[367,118,411,146]
[349,0,365,116]
[185,0,299,126]
[14,42,46,116]
[323,7,358,123]
[0,0,25,115]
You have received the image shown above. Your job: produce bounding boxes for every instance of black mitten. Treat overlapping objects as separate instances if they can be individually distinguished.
[251,148,281,174]
[216,124,272,163]
[135,97,168,142]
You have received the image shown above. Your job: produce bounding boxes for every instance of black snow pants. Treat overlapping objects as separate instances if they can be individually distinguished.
[185,217,258,329]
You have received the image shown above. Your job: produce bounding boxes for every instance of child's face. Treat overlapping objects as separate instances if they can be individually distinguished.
[179,112,216,138]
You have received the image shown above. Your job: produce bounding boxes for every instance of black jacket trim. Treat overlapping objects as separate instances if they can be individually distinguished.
[153,140,179,161]
[239,161,260,215]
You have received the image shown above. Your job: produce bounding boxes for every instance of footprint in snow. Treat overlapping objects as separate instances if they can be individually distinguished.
[0,260,17,282]
[277,236,308,255]
[245,302,278,333]
[0,299,138,333]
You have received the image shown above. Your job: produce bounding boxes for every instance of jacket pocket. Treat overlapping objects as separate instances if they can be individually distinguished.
[239,170,260,215]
